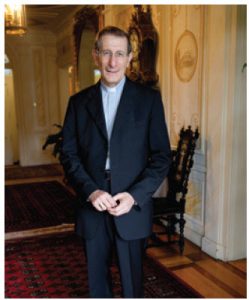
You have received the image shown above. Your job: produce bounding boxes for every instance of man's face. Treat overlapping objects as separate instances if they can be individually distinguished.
[93,34,132,87]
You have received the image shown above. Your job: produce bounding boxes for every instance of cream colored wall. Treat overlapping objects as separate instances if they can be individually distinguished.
[103,5,246,260]
[5,69,19,165]
[5,6,85,166]
[161,4,246,261]
[162,4,246,260]
[202,5,246,260]
[227,5,246,260]
[58,67,70,123]
[5,29,60,166]
[156,5,206,247]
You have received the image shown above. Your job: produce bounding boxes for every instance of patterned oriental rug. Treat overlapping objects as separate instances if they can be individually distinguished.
[5,164,64,180]
[5,181,75,232]
[5,233,201,298]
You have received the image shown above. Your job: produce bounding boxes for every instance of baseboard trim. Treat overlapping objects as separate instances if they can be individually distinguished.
[184,226,203,247]
[201,236,227,260]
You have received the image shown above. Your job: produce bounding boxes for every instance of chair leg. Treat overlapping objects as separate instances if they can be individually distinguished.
[179,213,186,255]
[167,215,175,242]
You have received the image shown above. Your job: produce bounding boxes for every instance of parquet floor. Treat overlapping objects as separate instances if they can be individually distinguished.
[5,174,247,298]
[147,225,247,298]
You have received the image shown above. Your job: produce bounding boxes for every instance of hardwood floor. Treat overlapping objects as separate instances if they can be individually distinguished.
[147,225,247,298]
[5,174,247,298]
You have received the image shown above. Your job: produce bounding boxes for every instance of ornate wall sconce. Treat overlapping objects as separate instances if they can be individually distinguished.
[5,4,27,36]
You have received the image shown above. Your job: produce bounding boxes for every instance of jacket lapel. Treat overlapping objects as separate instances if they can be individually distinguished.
[111,79,137,142]
[85,82,108,141]
[85,78,138,143]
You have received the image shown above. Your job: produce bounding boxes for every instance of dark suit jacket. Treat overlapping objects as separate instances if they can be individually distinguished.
[60,78,171,240]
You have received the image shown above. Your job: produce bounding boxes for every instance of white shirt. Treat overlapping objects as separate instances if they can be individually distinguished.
[101,77,126,170]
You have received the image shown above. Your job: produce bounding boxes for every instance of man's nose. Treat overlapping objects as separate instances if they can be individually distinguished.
[108,55,117,67]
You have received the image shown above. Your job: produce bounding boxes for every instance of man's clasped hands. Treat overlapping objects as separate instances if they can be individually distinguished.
[89,190,135,216]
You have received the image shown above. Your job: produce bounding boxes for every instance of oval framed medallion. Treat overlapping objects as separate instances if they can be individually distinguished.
[175,30,198,82]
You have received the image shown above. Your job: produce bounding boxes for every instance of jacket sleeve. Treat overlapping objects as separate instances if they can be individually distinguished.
[60,97,98,200]
[128,91,172,207]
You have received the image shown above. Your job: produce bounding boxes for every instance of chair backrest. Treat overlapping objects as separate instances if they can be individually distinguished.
[167,126,199,199]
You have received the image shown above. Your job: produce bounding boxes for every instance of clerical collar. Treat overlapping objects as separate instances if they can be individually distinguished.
[101,77,126,93]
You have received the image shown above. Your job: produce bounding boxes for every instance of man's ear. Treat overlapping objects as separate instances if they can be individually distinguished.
[92,49,99,67]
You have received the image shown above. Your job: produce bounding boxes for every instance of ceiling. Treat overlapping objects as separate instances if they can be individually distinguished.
[25,5,82,32]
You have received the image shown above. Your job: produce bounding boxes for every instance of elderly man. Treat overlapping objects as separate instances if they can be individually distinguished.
[60,26,171,298]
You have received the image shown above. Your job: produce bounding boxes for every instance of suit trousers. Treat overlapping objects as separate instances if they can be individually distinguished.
[82,174,146,298]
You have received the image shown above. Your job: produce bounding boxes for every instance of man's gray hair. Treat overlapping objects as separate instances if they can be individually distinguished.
[94,26,132,54]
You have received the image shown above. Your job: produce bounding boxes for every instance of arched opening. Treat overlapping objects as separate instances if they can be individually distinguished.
[5,53,19,165]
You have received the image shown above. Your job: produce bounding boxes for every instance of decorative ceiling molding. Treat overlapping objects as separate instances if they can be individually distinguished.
[25,5,81,32]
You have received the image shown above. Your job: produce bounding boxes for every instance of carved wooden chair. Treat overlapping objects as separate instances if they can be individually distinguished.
[151,126,199,254]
